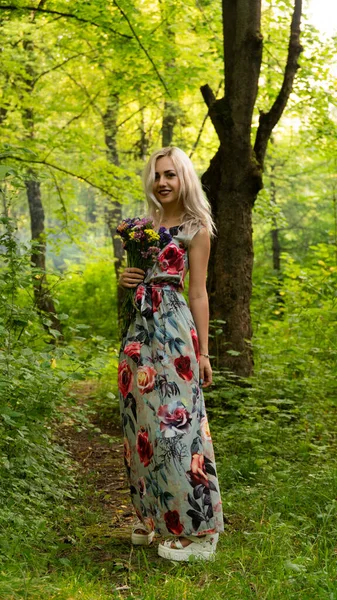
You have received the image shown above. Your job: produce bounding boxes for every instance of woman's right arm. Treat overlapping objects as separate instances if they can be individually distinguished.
[118,267,145,288]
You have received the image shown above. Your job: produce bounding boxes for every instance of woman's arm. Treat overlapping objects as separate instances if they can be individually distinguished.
[188,227,212,388]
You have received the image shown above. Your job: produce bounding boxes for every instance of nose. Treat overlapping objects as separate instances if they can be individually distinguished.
[158,174,167,186]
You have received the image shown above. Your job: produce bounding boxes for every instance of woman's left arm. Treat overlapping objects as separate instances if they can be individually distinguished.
[188,228,212,388]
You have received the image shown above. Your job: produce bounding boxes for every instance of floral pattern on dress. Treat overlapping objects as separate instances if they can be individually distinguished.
[118,224,224,537]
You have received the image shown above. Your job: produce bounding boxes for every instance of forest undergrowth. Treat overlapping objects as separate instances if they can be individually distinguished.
[1,212,337,599]
[1,357,337,600]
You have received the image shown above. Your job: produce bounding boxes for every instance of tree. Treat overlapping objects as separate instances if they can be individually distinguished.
[102,88,125,320]
[201,0,303,376]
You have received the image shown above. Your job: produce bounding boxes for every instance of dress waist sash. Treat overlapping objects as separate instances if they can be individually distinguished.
[133,282,182,315]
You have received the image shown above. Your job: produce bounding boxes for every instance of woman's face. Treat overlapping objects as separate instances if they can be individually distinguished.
[153,156,181,208]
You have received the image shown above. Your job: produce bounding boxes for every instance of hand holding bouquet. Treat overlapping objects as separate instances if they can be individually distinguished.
[116,217,172,334]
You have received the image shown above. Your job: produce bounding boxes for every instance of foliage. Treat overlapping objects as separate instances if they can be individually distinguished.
[56,253,119,342]
[0,184,86,564]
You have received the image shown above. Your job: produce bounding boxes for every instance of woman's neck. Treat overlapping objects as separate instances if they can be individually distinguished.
[159,211,184,228]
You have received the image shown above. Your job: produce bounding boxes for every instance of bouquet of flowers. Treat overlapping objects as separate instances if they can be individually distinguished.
[116,217,172,334]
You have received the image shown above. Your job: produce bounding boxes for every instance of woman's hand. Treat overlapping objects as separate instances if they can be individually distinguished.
[199,355,212,388]
[118,267,145,288]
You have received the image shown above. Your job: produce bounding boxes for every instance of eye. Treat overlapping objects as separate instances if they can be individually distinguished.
[167,172,176,178]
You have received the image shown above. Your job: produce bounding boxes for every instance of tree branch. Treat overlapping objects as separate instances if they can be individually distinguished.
[2,156,120,198]
[0,5,132,39]
[191,82,222,158]
[200,84,216,109]
[200,84,229,142]
[113,0,170,96]
[47,167,69,226]
[33,52,86,84]
[59,69,104,119]
[43,90,102,161]
[254,0,303,167]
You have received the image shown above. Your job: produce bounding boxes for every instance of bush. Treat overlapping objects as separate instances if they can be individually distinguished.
[0,209,82,563]
[56,255,119,342]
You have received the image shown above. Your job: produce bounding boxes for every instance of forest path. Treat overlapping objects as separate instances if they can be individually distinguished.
[54,379,165,579]
[60,381,133,531]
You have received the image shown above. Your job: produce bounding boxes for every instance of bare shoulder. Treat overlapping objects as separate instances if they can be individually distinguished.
[189,226,210,251]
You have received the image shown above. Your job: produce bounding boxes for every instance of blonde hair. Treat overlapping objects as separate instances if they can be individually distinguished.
[142,146,216,238]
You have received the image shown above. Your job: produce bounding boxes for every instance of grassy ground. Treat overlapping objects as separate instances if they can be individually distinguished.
[1,380,337,600]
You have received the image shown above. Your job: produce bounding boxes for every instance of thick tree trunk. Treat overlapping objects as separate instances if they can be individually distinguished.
[25,174,61,332]
[202,146,258,376]
[201,0,302,377]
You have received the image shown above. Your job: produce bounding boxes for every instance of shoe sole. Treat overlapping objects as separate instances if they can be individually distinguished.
[158,544,215,562]
[131,531,155,545]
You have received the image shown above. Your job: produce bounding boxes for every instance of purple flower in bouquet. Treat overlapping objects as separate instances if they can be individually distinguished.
[158,227,173,246]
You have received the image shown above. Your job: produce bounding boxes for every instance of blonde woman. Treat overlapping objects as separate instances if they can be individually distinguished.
[118,147,224,561]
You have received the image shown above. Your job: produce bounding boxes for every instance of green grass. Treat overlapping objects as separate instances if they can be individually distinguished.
[2,395,337,600]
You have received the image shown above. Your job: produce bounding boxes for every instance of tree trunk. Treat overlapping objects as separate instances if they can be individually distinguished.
[160,0,177,148]
[162,100,176,147]
[269,173,285,314]
[201,0,302,377]
[271,219,281,272]
[25,173,61,332]
[270,175,281,272]
[102,91,125,322]
[22,36,61,334]
[202,146,258,376]
[138,108,149,160]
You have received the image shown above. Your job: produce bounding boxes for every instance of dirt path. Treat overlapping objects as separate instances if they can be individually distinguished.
[54,378,165,595]
[59,381,135,535]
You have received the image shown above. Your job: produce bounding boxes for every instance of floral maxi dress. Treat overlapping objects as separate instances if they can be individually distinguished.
[118,224,224,537]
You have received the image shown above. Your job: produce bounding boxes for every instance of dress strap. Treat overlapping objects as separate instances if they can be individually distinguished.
[179,223,206,247]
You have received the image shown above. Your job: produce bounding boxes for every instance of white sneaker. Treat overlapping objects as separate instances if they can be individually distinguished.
[158,533,218,561]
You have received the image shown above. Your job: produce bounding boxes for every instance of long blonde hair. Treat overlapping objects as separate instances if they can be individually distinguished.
[142,146,216,238]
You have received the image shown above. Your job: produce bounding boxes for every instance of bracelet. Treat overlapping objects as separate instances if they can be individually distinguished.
[200,353,210,358]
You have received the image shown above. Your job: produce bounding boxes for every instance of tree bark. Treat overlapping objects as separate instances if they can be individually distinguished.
[162,100,176,147]
[138,108,149,160]
[102,91,125,322]
[202,146,256,376]
[25,173,61,332]
[269,172,285,314]
[160,0,177,147]
[201,0,303,377]
[22,37,61,334]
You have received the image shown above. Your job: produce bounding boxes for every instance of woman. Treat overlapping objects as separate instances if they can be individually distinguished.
[118,146,224,561]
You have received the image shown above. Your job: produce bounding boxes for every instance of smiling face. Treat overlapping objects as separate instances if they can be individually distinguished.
[153,156,181,209]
